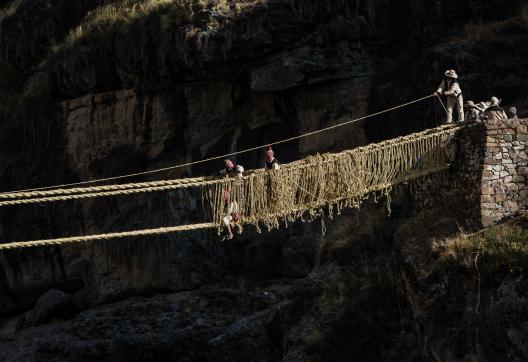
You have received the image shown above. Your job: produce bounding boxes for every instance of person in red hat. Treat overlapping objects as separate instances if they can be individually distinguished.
[265,147,280,170]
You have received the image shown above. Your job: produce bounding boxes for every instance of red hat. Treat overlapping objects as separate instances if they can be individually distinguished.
[266,147,274,162]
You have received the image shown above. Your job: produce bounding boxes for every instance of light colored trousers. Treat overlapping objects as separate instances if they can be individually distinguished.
[446,95,464,123]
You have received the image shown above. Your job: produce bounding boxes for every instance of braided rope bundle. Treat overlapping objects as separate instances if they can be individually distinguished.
[0,176,209,201]
[0,223,216,250]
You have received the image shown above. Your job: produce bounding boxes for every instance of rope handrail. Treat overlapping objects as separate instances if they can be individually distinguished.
[0,123,464,207]
[0,176,210,201]
[0,223,217,250]
[0,94,436,196]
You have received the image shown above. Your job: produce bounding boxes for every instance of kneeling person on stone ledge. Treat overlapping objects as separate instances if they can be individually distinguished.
[483,97,508,122]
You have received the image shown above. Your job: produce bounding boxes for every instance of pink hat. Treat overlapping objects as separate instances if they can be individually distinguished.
[225,159,234,169]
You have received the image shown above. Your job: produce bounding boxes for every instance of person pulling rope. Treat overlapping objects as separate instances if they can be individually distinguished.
[434,69,464,124]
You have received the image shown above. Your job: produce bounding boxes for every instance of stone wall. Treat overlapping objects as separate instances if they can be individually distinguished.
[413,124,484,226]
[480,118,528,226]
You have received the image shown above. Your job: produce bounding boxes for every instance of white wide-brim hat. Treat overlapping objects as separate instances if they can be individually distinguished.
[445,69,458,79]
[477,102,489,110]
[464,100,478,109]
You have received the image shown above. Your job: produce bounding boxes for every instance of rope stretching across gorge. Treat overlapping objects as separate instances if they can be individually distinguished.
[0,223,217,250]
[0,177,210,202]
[0,94,438,196]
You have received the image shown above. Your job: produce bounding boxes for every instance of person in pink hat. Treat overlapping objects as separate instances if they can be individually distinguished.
[219,159,244,178]
[264,146,280,170]
[434,69,464,124]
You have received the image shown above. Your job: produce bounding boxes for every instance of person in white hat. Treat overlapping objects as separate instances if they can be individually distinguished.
[434,69,464,123]
[483,96,508,122]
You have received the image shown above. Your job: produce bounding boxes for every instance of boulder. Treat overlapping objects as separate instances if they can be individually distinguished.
[18,289,73,329]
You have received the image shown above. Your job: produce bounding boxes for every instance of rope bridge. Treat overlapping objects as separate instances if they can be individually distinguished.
[0,123,462,250]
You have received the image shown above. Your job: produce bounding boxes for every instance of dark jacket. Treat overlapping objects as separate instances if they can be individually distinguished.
[265,158,280,170]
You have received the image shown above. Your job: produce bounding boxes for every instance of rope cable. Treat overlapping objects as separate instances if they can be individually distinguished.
[435,94,449,115]
[0,223,217,250]
[0,176,209,200]
[0,94,435,196]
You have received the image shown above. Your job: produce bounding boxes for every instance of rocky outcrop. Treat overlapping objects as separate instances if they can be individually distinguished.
[0,287,287,361]
[17,289,73,329]
[398,219,528,361]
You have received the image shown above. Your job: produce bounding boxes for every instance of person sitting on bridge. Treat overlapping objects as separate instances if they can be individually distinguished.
[221,189,240,241]
[483,97,508,122]
[265,146,280,170]
[219,159,244,178]
[434,69,464,124]
[464,100,483,123]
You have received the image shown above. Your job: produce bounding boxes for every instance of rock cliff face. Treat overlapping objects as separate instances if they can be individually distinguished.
[1,0,528,360]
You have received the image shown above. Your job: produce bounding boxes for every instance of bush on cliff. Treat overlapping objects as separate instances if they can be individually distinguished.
[433,222,528,274]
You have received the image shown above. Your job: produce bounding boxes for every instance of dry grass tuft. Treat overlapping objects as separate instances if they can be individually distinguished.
[60,0,190,50]
[432,223,528,272]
